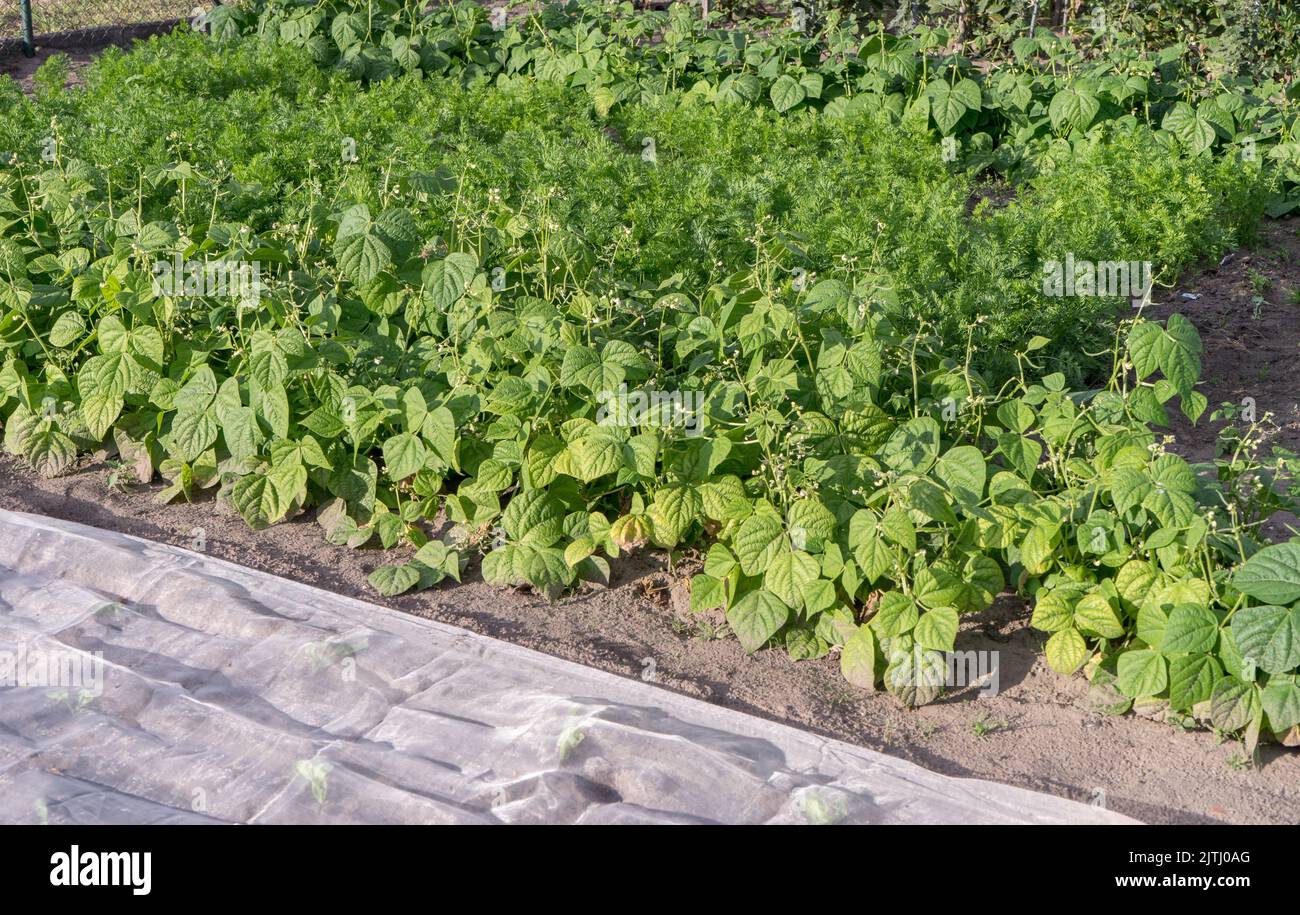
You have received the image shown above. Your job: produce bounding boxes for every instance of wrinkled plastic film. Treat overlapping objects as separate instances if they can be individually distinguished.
[0,509,1134,824]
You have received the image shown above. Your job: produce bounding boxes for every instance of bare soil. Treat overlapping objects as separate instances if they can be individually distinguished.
[0,42,100,90]
[6,217,1300,831]
[1155,219,1300,464]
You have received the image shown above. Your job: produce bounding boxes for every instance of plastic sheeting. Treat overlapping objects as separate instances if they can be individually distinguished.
[0,509,1134,825]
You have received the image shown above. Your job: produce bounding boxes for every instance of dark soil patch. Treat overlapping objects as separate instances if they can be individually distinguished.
[0,19,182,91]
[1,42,100,91]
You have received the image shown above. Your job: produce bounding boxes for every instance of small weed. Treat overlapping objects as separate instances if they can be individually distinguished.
[1248,269,1272,294]
[971,712,1009,739]
[104,460,138,494]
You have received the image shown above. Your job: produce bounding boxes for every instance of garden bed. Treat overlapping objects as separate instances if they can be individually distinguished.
[3,2,1300,826]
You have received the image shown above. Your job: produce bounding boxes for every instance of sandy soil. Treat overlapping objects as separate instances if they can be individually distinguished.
[1155,219,1300,464]
[6,218,1300,831]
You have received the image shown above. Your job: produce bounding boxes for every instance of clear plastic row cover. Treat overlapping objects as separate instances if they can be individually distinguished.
[0,509,1132,825]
